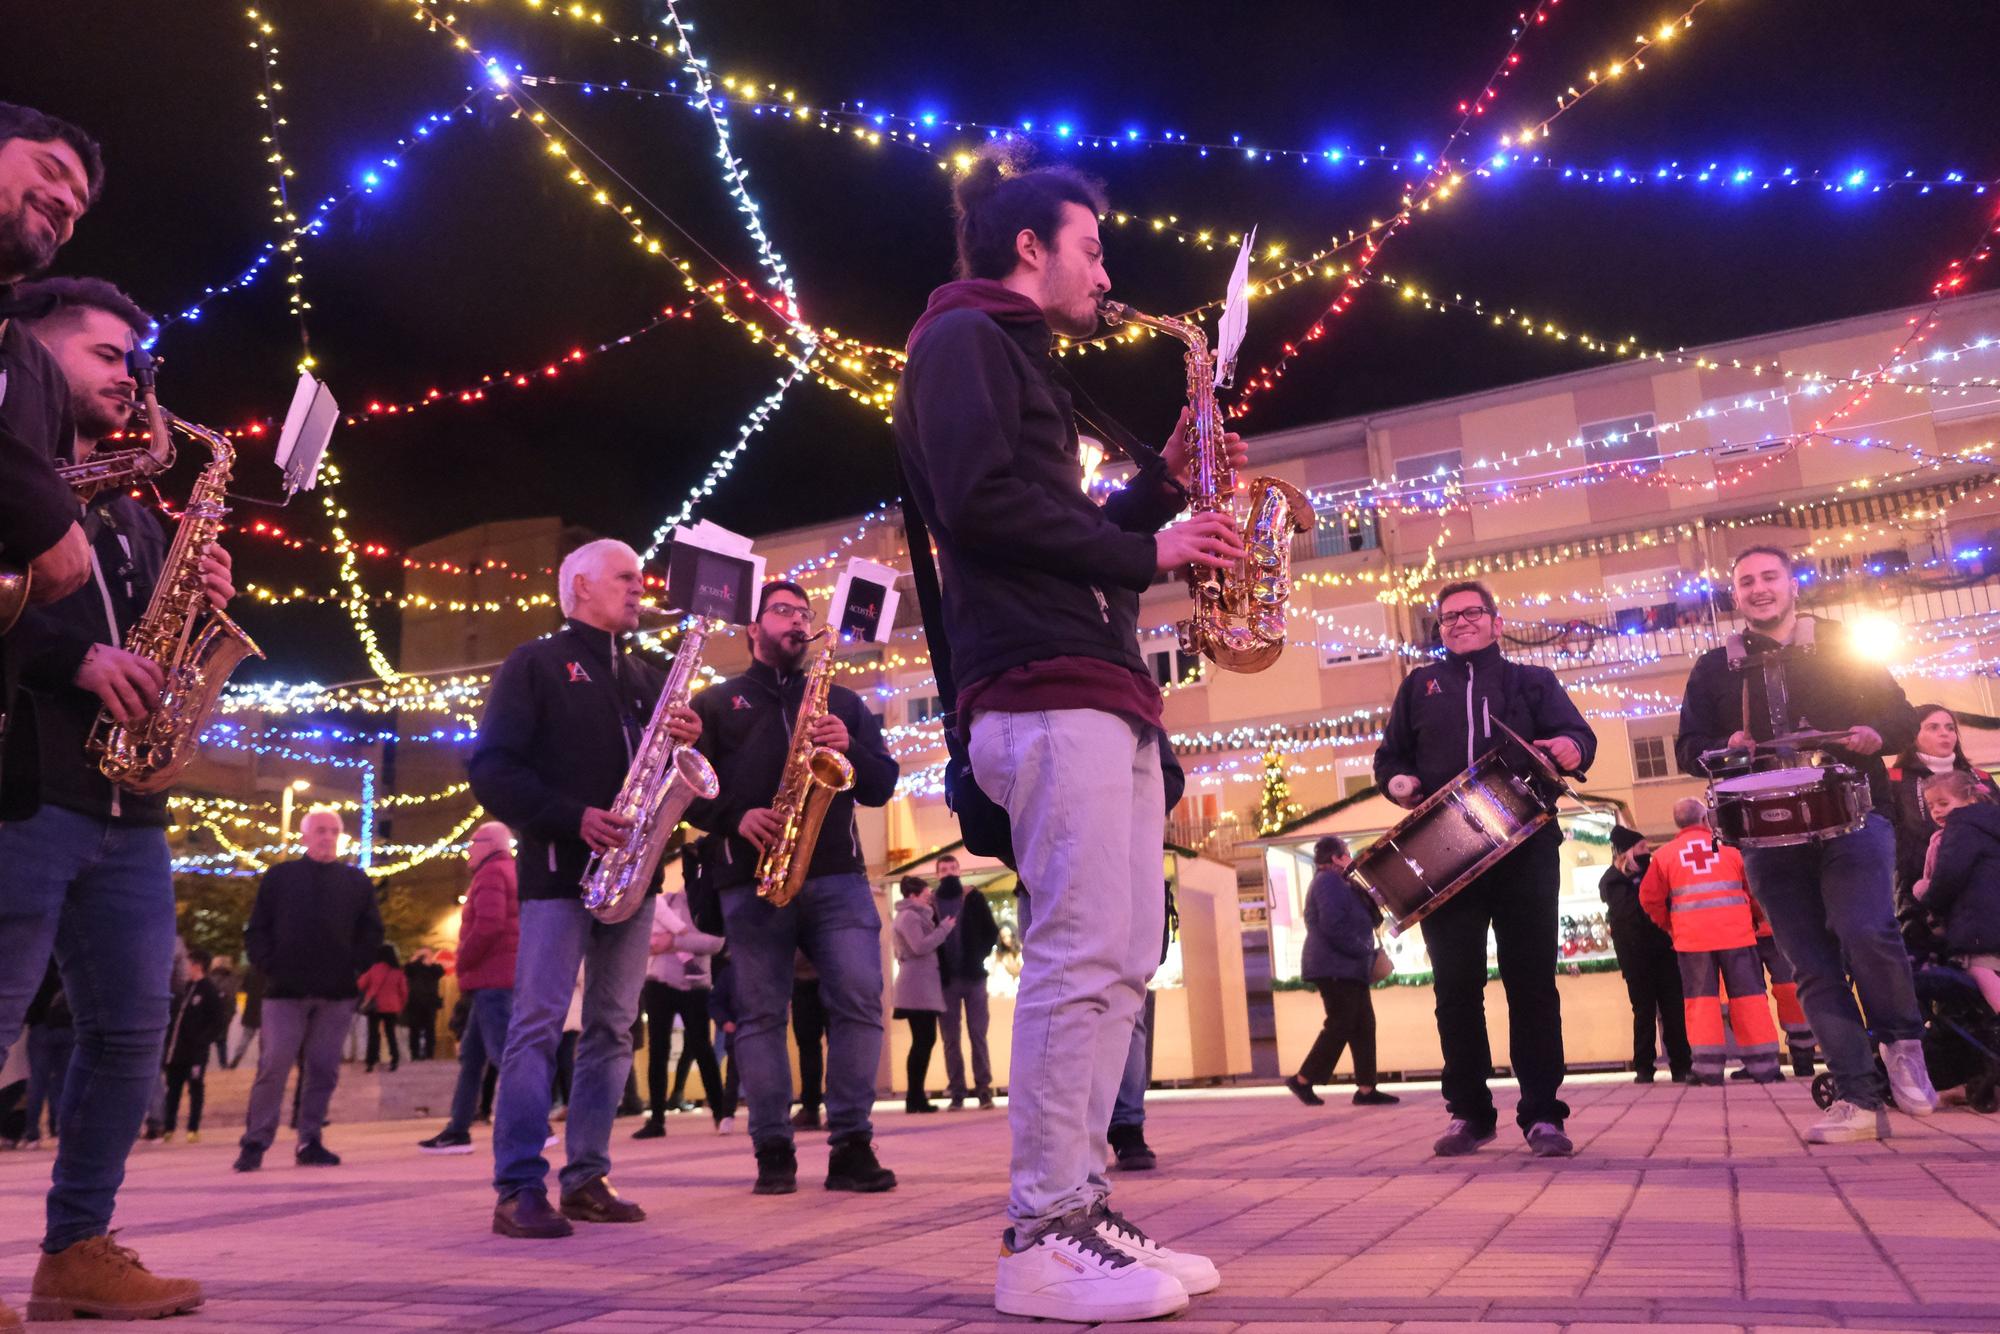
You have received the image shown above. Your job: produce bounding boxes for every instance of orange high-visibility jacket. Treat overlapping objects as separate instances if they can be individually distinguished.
[1638,826,1757,952]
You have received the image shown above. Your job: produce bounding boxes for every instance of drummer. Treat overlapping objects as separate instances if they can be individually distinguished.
[1374,580,1596,1159]
[1674,544,1936,1142]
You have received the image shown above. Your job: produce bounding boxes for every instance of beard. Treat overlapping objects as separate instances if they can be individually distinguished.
[71,388,131,446]
[0,209,59,281]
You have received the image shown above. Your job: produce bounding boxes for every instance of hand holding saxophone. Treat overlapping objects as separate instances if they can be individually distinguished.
[75,644,165,725]
[579,806,636,853]
[807,712,850,753]
[736,806,783,853]
[1155,512,1245,573]
[663,704,701,746]
[1157,406,1249,486]
[198,542,234,611]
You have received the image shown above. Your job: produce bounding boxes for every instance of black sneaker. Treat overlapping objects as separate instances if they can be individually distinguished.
[631,1118,666,1140]
[1792,1050,1817,1079]
[1352,1089,1400,1106]
[1432,1119,1496,1157]
[232,1143,264,1173]
[1526,1122,1574,1158]
[418,1130,474,1155]
[825,1137,897,1193]
[753,1140,798,1195]
[977,1091,997,1110]
[1284,1075,1325,1107]
[1107,1124,1156,1171]
[1633,1070,1656,1084]
[790,1105,821,1130]
[1729,1067,1755,1082]
[295,1138,341,1167]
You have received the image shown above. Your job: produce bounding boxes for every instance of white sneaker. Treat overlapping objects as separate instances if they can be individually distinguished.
[994,1211,1189,1322]
[1093,1205,1220,1295]
[714,1116,736,1136]
[543,1133,560,1149]
[1807,1100,1890,1144]
[1881,1039,1940,1116]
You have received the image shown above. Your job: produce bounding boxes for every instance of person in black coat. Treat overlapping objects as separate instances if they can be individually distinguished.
[1285,836,1399,1108]
[1913,771,2000,1014]
[1374,579,1595,1159]
[402,948,446,1061]
[160,949,229,1141]
[1598,828,1691,1083]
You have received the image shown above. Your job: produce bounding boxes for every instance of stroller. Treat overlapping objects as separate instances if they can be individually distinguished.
[1810,962,2000,1113]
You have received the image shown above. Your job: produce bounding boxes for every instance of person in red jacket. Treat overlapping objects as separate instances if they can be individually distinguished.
[1639,798,1783,1084]
[1751,902,1817,1079]
[419,822,520,1154]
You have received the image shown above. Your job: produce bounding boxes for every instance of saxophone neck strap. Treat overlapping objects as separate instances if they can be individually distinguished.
[1047,361,1165,470]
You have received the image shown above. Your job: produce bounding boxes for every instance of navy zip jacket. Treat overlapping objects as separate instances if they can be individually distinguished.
[1373,642,1596,820]
[686,657,898,893]
[2,492,168,824]
[244,857,384,1000]
[1924,801,2000,957]
[1674,616,1915,811]
[469,618,665,901]
[891,290,1187,693]
[1301,868,1380,983]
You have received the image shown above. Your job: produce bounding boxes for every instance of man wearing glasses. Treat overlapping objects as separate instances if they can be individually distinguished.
[1373,580,1595,1159]
[687,580,900,1197]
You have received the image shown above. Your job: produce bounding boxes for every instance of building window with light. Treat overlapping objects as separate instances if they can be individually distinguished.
[1631,734,1672,782]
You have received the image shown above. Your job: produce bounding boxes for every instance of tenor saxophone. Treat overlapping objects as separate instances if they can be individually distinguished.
[1098,297,1314,673]
[89,413,263,794]
[753,630,855,908]
[582,618,722,924]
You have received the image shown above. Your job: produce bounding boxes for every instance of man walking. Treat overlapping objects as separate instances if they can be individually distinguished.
[418,821,519,1154]
[234,809,383,1172]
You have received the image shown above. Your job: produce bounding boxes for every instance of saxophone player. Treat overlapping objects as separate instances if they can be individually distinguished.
[685,580,899,1197]
[0,278,229,1322]
[468,538,700,1239]
[892,142,1244,1323]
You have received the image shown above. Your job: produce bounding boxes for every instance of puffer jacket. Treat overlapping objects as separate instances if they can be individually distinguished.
[1923,801,2000,957]
[891,896,958,1014]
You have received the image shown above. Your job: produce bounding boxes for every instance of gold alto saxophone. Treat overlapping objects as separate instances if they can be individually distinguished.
[582,618,722,924]
[1098,297,1314,673]
[753,630,855,908]
[89,413,263,793]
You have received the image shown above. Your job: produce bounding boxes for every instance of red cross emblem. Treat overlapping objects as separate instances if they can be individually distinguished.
[1678,840,1722,875]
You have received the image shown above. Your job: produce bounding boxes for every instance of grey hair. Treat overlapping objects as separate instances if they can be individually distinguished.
[558,538,639,617]
[1672,796,1708,829]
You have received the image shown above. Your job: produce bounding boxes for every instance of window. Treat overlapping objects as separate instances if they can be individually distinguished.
[905,692,944,727]
[1310,503,1381,558]
[1631,734,1672,782]
[1580,413,1660,478]
[1143,640,1203,688]
[1394,449,1462,506]
[1318,603,1391,667]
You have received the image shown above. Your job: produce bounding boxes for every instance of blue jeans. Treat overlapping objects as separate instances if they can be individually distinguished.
[720,872,884,1150]
[1110,992,1152,1132]
[492,898,651,1199]
[970,709,1165,1233]
[445,987,513,1136]
[1743,814,1920,1109]
[0,806,173,1252]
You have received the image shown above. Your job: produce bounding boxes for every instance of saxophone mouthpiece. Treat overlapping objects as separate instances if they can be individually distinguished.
[1097,296,1130,325]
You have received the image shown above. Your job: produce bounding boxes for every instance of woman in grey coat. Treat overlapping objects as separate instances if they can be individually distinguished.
[1286,836,1399,1107]
[891,876,959,1113]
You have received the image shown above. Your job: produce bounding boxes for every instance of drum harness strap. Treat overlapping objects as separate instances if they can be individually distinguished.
[1725,617,1816,750]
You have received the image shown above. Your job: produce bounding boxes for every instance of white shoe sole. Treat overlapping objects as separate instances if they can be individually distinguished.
[419,1144,475,1155]
[994,1283,1190,1322]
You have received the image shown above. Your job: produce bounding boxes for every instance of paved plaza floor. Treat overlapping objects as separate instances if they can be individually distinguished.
[4,1073,2000,1332]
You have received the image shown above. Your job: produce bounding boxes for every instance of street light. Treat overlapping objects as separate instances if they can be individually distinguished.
[279,779,312,846]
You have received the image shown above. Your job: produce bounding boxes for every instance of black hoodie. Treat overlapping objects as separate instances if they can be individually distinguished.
[686,657,898,893]
[1924,801,2000,956]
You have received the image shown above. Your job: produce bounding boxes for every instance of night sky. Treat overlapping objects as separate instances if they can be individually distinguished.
[8,1,1996,683]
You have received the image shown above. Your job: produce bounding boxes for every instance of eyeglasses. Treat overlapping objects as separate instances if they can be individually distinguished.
[1437,607,1493,627]
[763,604,812,622]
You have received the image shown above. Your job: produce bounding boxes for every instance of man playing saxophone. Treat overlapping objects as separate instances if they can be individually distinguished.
[468,538,700,1239]
[685,579,899,1197]
[892,142,1245,1323]
[0,277,228,1322]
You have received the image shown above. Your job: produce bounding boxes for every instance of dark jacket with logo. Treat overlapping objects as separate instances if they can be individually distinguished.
[686,657,898,894]
[1674,617,1915,811]
[891,289,1187,693]
[469,619,666,902]
[1374,642,1597,828]
[244,857,385,1000]
[2,492,169,824]
[1923,801,2000,957]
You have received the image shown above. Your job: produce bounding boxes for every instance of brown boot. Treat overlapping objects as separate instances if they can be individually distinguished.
[28,1235,203,1321]
[2,1297,21,1332]
[558,1176,646,1223]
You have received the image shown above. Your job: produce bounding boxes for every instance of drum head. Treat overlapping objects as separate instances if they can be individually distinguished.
[1715,766,1825,793]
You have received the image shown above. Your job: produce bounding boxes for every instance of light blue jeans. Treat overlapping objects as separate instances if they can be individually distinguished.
[492,898,651,1199]
[1743,814,1920,1109]
[970,708,1165,1234]
[721,872,884,1149]
[0,806,173,1251]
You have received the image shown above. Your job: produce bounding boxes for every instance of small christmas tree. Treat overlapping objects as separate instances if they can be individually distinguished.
[1256,748,1303,834]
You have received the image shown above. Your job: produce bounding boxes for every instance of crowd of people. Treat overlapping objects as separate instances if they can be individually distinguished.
[2,100,1998,1329]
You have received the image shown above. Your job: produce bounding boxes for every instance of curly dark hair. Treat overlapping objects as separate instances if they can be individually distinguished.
[950,140,1106,281]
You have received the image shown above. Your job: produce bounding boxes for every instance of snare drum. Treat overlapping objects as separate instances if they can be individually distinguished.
[1710,765,1870,849]
[1346,724,1569,935]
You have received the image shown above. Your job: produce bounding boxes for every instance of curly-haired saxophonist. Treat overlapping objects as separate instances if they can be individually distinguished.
[0,276,226,1322]
[685,579,898,1198]
[469,538,700,1240]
